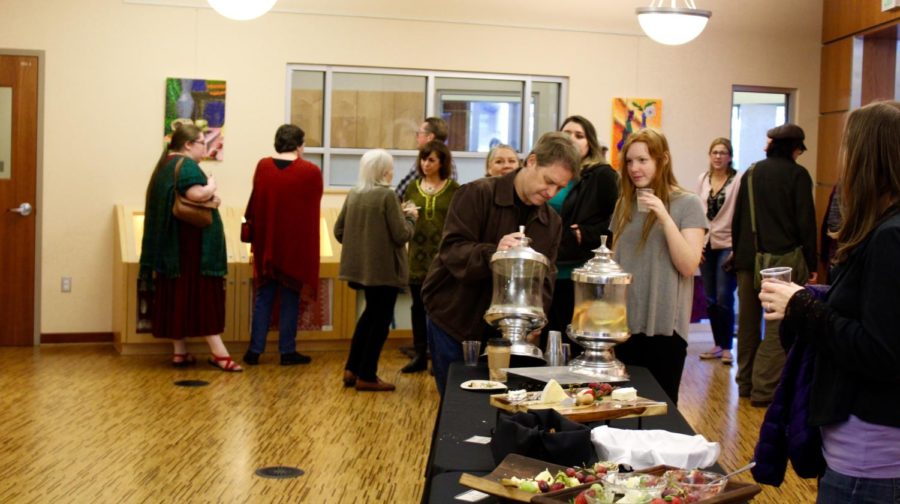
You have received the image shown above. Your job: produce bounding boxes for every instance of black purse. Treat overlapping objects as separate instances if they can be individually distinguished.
[490,409,597,467]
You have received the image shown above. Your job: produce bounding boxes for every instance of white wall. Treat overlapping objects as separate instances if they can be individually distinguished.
[0,0,822,333]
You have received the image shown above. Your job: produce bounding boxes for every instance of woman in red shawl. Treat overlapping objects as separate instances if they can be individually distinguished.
[242,125,324,366]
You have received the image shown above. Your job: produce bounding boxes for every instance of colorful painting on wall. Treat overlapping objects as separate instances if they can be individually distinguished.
[610,97,662,169]
[164,78,226,161]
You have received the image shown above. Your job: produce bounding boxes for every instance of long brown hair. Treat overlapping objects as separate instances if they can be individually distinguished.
[560,115,606,169]
[834,100,900,263]
[612,128,686,248]
[145,124,202,208]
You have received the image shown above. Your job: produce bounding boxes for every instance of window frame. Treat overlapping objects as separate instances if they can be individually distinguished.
[285,64,568,188]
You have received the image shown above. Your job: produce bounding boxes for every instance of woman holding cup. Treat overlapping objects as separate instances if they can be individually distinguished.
[759,101,900,503]
[610,129,708,404]
[400,141,460,373]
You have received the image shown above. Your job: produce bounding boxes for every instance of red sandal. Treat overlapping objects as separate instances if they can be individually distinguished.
[208,354,243,373]
[172,353,197,368]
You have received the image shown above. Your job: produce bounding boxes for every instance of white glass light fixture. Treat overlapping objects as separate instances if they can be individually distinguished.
[636,0,711,46]
[207,0,277,21]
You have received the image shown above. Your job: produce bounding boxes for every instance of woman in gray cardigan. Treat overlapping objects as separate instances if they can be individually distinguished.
[334,149,418,391]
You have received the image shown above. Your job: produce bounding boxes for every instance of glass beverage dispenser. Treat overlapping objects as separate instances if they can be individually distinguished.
[567,235,632,381]
[483,228,548,362]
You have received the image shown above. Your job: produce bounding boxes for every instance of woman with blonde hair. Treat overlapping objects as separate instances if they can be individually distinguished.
[485,144,520,177]
[335,149,417,391]
[610,128,707,404]
[760,101,900,503]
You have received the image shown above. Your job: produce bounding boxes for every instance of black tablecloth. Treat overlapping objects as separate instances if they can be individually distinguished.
[427,362,719,503]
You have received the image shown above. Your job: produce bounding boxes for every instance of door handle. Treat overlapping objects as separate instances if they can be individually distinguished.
[8,202,33,216]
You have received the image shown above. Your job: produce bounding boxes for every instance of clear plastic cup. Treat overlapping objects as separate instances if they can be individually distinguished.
[760,266,792,284]
[462,341,480,366]
[636,188,654,212]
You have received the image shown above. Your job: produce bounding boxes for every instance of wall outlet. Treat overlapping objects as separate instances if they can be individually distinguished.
[61,276,72,293]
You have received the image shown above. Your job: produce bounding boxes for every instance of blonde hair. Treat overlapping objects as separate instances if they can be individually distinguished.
[484,144,518,176]
[612,128,686,249]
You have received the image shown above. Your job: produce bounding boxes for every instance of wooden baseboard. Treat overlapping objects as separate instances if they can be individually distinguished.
[42,332,114,344]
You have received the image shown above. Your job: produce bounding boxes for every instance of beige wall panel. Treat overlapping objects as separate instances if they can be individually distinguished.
[291,89,324,147]
[815,112,847,186]
[331,90,359,148]
[356,90,393,148]
[820,38,853,113]
[823,0,900,43]
[393,92,424,151]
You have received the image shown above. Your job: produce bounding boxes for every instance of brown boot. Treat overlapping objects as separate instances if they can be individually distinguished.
[355,377,395,392]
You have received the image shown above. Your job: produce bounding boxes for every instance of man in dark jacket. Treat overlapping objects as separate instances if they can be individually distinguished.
[731,123,817,407]
[422,132,580,395]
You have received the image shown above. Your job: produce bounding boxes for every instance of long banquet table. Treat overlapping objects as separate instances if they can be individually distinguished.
[425,362,716,504]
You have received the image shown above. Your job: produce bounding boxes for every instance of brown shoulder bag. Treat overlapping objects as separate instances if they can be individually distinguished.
[171,156,216,228]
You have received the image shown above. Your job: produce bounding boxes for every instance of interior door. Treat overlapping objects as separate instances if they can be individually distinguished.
[0,54,39,346]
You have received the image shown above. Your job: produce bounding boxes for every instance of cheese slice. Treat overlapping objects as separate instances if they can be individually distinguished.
[540,379,568,404]
[611,387,637,401]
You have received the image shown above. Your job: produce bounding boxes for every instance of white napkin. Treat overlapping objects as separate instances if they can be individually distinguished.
[590,426,720,470]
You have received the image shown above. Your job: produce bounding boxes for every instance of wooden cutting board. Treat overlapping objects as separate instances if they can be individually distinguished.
[490,392,667,423]
[458,453,589,503]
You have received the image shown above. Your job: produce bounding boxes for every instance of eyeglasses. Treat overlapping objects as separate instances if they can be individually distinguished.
[415,130,430,136]
[710,151,730,157]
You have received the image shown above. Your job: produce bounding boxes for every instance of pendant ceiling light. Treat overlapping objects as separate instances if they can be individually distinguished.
[636,0,711,46]
[207,0,277,21]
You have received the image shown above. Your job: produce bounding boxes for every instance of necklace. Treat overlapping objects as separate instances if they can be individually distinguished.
[416,179,448,220]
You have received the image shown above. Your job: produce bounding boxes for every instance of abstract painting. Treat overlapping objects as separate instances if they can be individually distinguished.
[611,97,662,169]
[164,78,226,161]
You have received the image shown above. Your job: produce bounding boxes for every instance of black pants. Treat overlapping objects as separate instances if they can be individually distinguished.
[614,333,688,405]
[409,283,427,357]
[345,286,399,382]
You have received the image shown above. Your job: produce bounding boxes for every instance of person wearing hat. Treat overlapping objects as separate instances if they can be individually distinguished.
[730,123,817,407]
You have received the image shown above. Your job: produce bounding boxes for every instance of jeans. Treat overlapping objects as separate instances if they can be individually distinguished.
[249,280,300,355]
[427,316,462,396]
[699,246,736,350]
[817,468,900,503]
[345,286,398,382]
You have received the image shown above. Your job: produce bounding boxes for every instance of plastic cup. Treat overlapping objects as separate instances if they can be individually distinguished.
[636,188,654,212]
[760,266,792,284]
[561,343,571,365]
[462,341,480,366]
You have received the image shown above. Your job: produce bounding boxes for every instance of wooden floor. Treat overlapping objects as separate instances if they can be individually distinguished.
[0,327,817,503]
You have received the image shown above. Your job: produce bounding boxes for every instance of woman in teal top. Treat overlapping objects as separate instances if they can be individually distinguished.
[139,123,241,372]
[543,116,620,349]
[401,141,460,373]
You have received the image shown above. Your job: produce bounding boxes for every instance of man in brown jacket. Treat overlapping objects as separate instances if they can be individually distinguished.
[422,132,580,395]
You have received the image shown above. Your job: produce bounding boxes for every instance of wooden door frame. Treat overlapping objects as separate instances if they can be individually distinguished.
[1,48,44,345]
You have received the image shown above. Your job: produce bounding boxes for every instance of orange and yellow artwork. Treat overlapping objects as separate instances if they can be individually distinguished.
[611,98,662,169]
